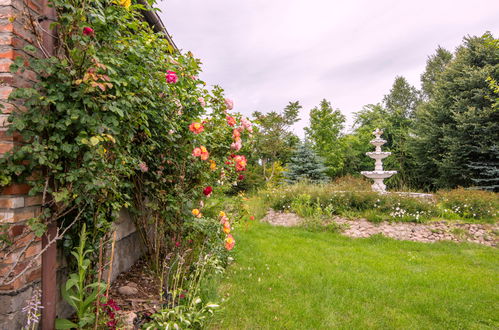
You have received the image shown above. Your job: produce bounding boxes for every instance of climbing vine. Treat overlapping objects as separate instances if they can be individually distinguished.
[0,0,250,279]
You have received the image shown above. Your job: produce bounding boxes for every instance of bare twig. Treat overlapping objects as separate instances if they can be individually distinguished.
[105,231,117,298]
[0,207,84,286]
[42,176,49,206]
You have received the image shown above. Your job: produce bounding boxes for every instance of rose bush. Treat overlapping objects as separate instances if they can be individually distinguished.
[0,0,252,324]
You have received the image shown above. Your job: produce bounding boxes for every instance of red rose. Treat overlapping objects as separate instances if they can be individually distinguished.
[238,174,245,180]
[82,27,94,36]
[203,186,213,196]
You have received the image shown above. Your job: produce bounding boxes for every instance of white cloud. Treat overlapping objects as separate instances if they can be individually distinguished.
[158,0,499,136]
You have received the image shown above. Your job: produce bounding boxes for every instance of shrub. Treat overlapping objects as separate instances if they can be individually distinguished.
[262,183,439,223]
[437,188,499,221]
[255,181,497,224]
[331,175,371,191]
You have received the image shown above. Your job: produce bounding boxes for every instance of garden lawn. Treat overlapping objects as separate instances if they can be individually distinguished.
[210,222,499,329]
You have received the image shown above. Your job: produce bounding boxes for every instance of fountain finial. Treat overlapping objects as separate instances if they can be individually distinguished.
[360,128,397,193]
[373,128,383,139]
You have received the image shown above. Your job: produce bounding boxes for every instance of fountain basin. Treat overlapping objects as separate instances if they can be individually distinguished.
[361,171,397,179]
[370,138,387,147]
[366,151,391,159]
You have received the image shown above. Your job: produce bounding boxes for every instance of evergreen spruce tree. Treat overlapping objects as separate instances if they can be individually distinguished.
[410,33,499,189]
[286,142,328,183]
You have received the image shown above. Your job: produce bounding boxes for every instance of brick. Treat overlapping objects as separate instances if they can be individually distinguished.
[0,274,25,291]
[0,196,24,208]
[13,232,36,248]
[0,210,14,223]
[0,61,12,72]
[0,73,31,88]
[26,0,41,12]
[0,141,13,153]
[0,207,37,223]
[0,23,13,33]
[1,183,30,195]
[0,130,20,142]
[0,86,13,100]
[24,241,40,258]
[0,72,14,84]
[8,224,25,236]
[0,113,10,127]
[11,36,27,49]
[24,196,41,207]
[0,264,11,277]
[0,102,14,113]
[13,208,36,222]
[0,245,24,263]
[0,34,12,46]
[0,49,14,59]
[12,259,29,273]
[25,266,40,283]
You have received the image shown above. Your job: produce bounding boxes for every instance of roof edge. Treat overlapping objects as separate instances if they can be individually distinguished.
[137,0,179,52]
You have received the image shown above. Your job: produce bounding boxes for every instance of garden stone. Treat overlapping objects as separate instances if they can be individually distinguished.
[118,285,138,296]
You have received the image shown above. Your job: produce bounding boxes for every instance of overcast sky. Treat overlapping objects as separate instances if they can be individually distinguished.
[158,0,499,136]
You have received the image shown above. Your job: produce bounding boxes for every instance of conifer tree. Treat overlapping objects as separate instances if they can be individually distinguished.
[285,142,328,183]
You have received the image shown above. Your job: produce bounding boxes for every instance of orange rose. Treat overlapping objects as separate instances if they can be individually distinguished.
[232,129,241,140]
[225,234,235,250]
[226,116,236,127]
[209,160,217,171]
[200,146,209,160]
[189,122,204,134]
[223,221,231,234]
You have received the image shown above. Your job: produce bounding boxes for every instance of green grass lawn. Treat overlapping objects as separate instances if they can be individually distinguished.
[209,222,499,329]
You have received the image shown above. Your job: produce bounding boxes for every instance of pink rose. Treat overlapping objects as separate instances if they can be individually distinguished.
[192,147,202,157]
[224,98,234,110]
[198,97,206,107]
[241,117,253,132]
[230,140,242,151]
[165,70,178,84]
[139,162,148,172]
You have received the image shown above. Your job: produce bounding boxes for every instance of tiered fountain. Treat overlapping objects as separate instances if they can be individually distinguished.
[361,128,397,193]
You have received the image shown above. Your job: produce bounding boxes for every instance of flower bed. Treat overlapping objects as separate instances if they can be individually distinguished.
[256,182,498,224]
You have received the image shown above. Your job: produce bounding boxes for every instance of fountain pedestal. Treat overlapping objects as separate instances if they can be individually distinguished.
[361,129,397,193]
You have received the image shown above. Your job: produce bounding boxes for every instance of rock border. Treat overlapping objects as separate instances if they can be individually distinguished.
[261,210,498,247]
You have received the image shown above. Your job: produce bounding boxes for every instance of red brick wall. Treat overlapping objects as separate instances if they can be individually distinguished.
[0,0,46,327]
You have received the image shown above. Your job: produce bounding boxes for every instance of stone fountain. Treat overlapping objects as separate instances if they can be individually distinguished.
[361,128,397,193]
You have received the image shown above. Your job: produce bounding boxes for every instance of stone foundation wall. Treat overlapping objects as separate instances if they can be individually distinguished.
[0,210,144,329]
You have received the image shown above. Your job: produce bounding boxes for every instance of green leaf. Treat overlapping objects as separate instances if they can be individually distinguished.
[23,45,37,54]
[89,136,100,146]
[55,318,78,329]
